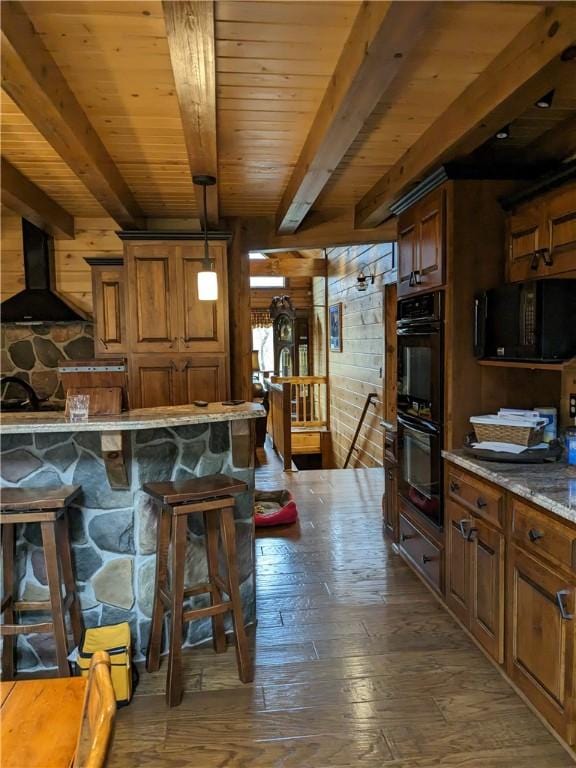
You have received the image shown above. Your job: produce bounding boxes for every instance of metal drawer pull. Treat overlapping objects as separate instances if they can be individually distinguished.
[450,480,460,493]
[408,270,416,287]
[458,519,470,539]
[476,497,487,509]
[421,554,435,565]
[400,532,415,542]
[528,528,544,543]
[540,248,553,267]
[530,251,540,270]
[556,590,574,621]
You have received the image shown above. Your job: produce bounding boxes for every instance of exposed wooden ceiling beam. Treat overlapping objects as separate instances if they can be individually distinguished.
[525,113,576,168]
[1,158,75,239]
[275,1,435,235]
[250,258,326,278]
[1,1,143,229]
[163,1,219,227]
[355,5,576,228]
[245,208,396,253]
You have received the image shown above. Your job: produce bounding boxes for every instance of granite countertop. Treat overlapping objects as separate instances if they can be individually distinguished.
[0,402,266,434]
[443,449,576,525]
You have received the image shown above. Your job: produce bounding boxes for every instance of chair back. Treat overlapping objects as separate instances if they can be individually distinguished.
[74,651,116,768]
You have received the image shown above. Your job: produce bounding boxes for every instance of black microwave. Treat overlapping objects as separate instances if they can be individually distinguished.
[474,279,576,362]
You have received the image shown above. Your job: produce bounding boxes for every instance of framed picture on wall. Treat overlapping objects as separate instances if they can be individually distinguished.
[329,303,342,352]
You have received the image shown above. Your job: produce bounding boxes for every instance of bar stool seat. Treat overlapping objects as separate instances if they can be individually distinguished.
[143,474,253,707]
[1,485,83,679]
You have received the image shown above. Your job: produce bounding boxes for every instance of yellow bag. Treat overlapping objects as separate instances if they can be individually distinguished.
[77,622,135,706]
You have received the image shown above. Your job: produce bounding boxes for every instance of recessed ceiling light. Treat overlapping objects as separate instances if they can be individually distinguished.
[535,90,555,109]
[495,125,510,140]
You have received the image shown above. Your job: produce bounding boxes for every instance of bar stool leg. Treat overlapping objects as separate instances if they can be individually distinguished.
[220,508,253,684]
[147,505,171,673]
[41,521,70,677]
[166,515,187,707]
[56,512,83,646]
[1,524,16,680]
[204,511,227,654]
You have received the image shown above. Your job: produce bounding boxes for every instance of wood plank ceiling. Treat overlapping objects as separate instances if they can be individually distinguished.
[1,1,573,236]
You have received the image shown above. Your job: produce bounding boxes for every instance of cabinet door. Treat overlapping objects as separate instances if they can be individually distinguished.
[445,500,470,625]
[507,202,542,282]
[92,264,126,356]
[126,244,179,353]
[416,188,444,291]
[397,215,417,297]
[507,545,576,744]
[383,462,398,541]
[130,356,180,409]
[469,517,505,663]
[178,244,228,353]
[180,356,228,404]
[544,184,576,277]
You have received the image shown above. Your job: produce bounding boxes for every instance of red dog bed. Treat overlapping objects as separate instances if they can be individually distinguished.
[254,489,298,527]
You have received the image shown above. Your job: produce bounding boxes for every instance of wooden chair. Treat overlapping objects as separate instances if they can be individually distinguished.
[74,651,116,768]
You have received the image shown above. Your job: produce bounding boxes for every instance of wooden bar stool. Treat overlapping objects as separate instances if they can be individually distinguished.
[1,486,83,679]
[143,474,253,707]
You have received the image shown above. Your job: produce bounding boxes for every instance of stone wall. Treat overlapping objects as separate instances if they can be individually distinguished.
[0,421,255,672]
[1,323,95,405]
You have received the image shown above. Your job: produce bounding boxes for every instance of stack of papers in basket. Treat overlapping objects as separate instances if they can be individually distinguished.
[470,409,548,453]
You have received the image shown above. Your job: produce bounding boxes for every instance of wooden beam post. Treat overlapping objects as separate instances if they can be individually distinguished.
[163,1,219,227]
[1,158,74,239]
[1,1,143,229]
[355,5,576,227]
[275,1,436,234]
[228,218,252,402]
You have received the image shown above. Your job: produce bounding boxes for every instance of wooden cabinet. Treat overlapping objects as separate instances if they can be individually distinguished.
[383,460,398,541]
[446,468,506,664]
[90,237,231,408]
[507,182,576,282]
[507,544,575,744]
[88,258,126,356]
[397,187,445,297]
[398,503,443,594]
[130,355,228,409]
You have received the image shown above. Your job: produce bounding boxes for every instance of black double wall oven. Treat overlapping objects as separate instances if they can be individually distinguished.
[397,292,444,528]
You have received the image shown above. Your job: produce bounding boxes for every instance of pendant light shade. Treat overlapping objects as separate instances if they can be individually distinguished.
[193,174,218,301]
[197,269,218,301]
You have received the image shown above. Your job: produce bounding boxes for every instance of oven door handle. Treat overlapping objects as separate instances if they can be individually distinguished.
[397,328,439,337]
[397,414,439,436]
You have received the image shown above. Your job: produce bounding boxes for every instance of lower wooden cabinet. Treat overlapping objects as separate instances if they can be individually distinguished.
[398,504,443,594]
[130,355,228,409]
[383,461,398,541]
[445,499,505,662]
[507,544,576,745]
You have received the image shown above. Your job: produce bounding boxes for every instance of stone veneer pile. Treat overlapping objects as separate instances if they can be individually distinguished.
[0,421,255,672]
[1,322,95,405]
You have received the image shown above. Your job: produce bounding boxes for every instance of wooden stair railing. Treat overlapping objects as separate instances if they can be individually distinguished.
[343,392,379,468]
[269,376,329,470]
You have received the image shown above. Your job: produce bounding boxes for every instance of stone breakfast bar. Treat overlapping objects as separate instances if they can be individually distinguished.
[0,402,265,672]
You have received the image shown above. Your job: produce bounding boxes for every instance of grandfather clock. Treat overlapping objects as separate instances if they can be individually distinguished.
[270,296,311,377]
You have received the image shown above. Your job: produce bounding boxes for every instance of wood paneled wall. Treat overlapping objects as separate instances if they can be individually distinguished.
[250,277,312,310]
[1,207,122,314]
[326,242,394,468]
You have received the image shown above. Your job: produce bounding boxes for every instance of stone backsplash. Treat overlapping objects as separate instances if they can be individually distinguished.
[0,421,255,672]
[1,323,95,405]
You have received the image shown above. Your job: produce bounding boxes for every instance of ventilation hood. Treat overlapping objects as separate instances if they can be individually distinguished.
[1,219,88,324]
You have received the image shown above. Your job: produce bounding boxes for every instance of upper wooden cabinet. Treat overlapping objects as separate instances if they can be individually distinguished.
[507,182,576,282]
[125,241,229,355]
[88,258,127,356]
[397,187,445,297]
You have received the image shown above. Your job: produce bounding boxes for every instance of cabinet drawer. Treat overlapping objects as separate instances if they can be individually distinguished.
[447,468,503,529]
[511,498,576,572]
[398,512,442,593]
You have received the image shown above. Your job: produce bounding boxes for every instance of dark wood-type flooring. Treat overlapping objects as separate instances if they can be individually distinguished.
[108,446,575,767]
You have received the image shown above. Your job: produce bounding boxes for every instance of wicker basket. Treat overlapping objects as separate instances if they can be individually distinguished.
[471,418,545,447]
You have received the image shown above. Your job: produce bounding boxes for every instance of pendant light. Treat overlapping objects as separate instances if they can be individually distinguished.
[193,174,218,301]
